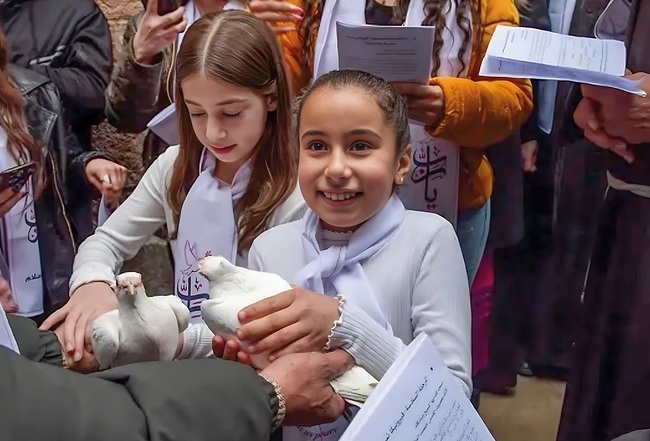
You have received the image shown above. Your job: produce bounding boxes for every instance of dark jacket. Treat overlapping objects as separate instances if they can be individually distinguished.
[2,316,278,441]
[9,64,111,317]
[0,0,112,149]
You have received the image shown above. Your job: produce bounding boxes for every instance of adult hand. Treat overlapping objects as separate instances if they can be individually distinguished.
[260,350,354,426]
[576,73,650,160]
[53,325,100,373]
[39,282,118,362]
[521,140,538,172]
[237,288,341,361]
[133,0,187,65]
[85,158,128,208]
[0,275,18,313]
[212,334,253,366]
[573,95,633,163]
[249,0,304,33]
[0,186,27,218]
[390,82,445,128]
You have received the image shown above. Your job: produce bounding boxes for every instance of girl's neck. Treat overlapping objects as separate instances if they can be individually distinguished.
[213,156,251,184]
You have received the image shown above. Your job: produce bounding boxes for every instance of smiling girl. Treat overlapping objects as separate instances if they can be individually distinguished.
[222,70,471,441]
[41,11,305,363]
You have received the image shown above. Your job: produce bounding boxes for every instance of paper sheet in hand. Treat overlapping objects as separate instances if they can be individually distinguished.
[340,334,494,441]
[147,103,180,146]
[0,308,20,354]
[336,22,435,84]
[480,25,646,96]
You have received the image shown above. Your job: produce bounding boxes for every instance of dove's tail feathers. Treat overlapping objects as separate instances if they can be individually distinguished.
[161,295,191,332]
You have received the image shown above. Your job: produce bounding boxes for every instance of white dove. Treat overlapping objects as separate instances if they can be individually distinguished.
[199,255,378,407]
[91,272,190,370]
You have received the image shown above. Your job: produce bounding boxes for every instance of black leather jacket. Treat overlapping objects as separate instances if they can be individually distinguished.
[9,64,111,317]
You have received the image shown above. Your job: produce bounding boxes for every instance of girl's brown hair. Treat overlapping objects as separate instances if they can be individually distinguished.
[0,29,43,194]
[168,10,297,250]
[301,0,481,76]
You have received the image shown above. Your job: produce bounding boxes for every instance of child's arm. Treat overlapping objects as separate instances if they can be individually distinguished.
[330,223,472,396]
[69,147,175,293]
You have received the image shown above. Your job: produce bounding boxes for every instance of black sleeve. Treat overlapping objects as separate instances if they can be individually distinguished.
[0,347,276,441]
[28,5,112,126]
[6,314,64,366]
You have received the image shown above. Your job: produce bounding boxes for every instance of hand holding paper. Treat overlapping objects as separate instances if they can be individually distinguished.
[574,72,650,158]
[479,25,646,96]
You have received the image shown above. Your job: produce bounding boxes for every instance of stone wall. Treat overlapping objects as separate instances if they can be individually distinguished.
[93,0,145,188]
[92,0,175,295]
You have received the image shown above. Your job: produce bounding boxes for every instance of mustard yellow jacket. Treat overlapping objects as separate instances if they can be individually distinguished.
[278,0,533,210]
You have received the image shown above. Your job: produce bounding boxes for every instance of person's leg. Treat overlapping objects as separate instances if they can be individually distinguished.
[457,200,492,286]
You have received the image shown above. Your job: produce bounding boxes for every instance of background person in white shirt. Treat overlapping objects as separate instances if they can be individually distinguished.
[40,11,306,366]
[215,71,471,439]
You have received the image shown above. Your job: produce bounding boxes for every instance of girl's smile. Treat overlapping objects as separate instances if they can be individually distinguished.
[298,86,411,232]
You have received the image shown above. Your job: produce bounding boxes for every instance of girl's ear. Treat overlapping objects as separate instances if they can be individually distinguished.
[394,145,412,186]
[267,95,278,112]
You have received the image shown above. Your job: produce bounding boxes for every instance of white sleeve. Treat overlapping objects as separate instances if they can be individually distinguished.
[330,223,472,397]
[177,323,215,359]
[247,243,266,271]
[69,149,174,294]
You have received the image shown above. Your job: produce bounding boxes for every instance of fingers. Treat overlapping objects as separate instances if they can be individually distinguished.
[238,290,294,323]
[39,306,67,330]
[222,339,242,361]
[324,350,356,378]
[74,313,90,362]
[159,6,186,27]
[62,305,83,354]
[584,128,635,163]
[144,0,159,15]
[212,334,226,357]
[241,311,302,351]
[236,350,253,366]
[0,187,15,205]
[269,334,314,360]
[573,98,600,132]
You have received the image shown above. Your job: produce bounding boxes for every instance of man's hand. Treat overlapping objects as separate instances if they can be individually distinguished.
[575,72,650,161]
[260,350,354,427]
[133,0,187,65]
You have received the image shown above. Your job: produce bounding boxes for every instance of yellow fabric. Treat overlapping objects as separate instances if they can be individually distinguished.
[279,0,533,210]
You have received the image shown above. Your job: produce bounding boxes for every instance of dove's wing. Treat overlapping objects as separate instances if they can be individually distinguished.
[91,310,121,371]
[149,295,190,333]
[331,366,379,406]
[201,298,243,340]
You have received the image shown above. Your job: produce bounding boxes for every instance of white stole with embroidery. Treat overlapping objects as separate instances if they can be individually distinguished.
[173,149,252,323]
[313,0,469,227]
[0,128,43,317]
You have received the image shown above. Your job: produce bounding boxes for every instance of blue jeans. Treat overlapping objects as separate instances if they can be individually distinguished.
[456,199,491,286]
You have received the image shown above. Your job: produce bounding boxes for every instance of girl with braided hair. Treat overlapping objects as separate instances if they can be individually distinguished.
[250,0,532,288]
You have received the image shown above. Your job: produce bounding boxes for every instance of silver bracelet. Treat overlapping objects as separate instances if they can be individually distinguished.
[260,375,286,431]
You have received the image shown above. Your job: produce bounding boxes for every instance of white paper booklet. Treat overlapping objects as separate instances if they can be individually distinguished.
[480,25,646,96]
[340,334,494,441]
[336,22,435,84]
[147,103,180,146]
[0,307,20,354]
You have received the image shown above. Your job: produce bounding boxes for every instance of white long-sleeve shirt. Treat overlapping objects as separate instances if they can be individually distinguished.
[248,211,473,396]
[69,145,306,357]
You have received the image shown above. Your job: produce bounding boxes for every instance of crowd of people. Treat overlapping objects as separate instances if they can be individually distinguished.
[0,0,648,440]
